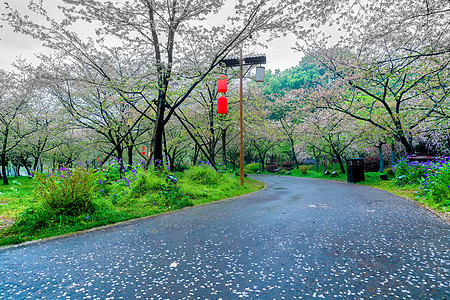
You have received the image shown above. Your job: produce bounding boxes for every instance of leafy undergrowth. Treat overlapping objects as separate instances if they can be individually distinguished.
[0,163,264,247]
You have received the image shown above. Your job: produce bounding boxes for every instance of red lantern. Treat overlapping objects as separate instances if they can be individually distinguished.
[142,146,145,156]
[217,75,227,93]
[217,96,227,114]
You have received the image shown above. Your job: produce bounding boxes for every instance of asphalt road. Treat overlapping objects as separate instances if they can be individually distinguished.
[1,175,449,299]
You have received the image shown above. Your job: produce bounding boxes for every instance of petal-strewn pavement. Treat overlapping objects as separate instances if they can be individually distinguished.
[1,175,449,299]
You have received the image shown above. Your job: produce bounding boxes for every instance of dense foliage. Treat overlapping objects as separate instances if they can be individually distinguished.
[394,158,450,210]
[33,167,96,216]
[262,57,324,96]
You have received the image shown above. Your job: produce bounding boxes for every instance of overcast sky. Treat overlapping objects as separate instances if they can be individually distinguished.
[0,1,302,72]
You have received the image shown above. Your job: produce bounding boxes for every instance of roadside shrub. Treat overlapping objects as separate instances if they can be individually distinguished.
[160,179,193,209]
[384,168,395,176]
[364,157,380,172]
[34,167,96,216]
[244,163,260,173]
[183,165,220,185]
[393,158,426,186]
[10,206,54,235]
[299,165,312,175]
[281,161,294,171]
[101,158,124,181]
[175,163,189,173]
[265,164,278,173]
[421,159,450,209]
[129,171,166,198]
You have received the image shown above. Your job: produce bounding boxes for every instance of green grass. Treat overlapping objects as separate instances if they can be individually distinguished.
[354,172,420,202]
[0,177,35,218]
[0,174,264,247]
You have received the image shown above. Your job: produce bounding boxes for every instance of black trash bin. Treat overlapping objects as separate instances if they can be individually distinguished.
[347,158,365,183]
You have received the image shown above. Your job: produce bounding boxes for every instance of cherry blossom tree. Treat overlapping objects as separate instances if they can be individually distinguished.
[305,43,449,155]
[300,106,361,174]
[0,64,37,184]
[3,0,312,168]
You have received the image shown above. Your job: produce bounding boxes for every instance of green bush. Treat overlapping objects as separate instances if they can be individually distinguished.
[102,158,124,181]
[34,167,96,216]
[183,165,220,185]
[175,163,189,173]
[393,158,426,186]
[244,163,260,173]
[128,171,166,198]
[299,165,312,175]
[384,167,395,176]
[160,181,193,209]
[125,170,193,210]
[10,206,54,235]
[422,161,450,209]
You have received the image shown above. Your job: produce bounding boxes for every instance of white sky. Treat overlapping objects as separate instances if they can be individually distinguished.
[0,1,302,72]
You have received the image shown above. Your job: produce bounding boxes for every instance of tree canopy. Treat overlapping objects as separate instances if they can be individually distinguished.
[0,0,448,181]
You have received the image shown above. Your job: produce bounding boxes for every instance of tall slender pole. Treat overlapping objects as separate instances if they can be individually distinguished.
[239,48,244,186]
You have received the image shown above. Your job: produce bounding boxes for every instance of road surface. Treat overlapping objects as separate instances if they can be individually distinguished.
[1,175,449,299]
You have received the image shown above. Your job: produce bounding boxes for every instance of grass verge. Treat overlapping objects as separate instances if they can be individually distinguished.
[0,173,264,247]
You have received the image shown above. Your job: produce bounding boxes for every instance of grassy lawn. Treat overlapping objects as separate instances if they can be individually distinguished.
[0,177,35,229]
[0,172,264,247]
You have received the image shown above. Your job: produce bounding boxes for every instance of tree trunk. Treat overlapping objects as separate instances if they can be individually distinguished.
[1,129,8,185]
[397,132,413,155]
[208,99,216,167]
[22,159,32,177]
[1,152,8,185]
[221,128,227,167]
[378,143,385,173]
[261,153,266,171]
[391,143,396,167]
[208,145,216,167]
[336,155,345,174]
[115,146,124,171]
[127,145,133,168]
[289,137,299,169]
[193,144,199,166]
[152,93,166,169]
[330,142,345,173]
[169,149,176,172]
[257,154,264,171]
[65,155,73,167]
[32,156,40,174]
